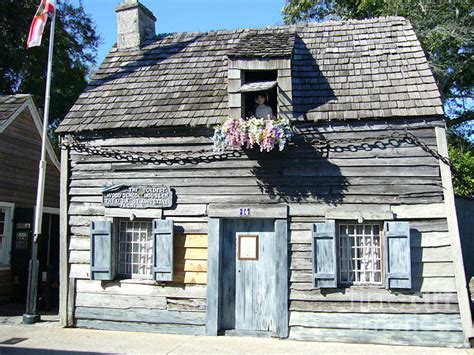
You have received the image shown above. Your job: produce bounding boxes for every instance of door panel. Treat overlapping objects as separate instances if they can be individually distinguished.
[225,219,275,332]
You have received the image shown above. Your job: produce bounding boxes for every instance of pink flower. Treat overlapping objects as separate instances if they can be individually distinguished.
[222,118,247,148]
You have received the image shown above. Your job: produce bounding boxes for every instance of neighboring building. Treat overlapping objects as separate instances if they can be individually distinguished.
[0,94,60,308]
[56,0,473,347]
[456,197,474,296]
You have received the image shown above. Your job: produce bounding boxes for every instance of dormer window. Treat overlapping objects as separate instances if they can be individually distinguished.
[227,30,295,122]
[239,70,278,118]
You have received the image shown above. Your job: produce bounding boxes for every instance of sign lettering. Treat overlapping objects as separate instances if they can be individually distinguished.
[103,185,173,209]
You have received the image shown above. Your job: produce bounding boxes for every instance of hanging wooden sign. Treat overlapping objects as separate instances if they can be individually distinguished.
[102,185,173,209]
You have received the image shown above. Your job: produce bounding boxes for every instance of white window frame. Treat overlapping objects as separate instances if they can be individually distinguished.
[0,202,15,269]
[116,219,154,280]
[338,222,384,287]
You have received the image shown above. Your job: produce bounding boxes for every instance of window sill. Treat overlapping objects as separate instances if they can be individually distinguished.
[114,278,156,285]
[0,265,11,271]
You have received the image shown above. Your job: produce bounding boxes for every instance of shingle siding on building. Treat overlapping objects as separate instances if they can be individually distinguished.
[57,17,442,133]
[0,108,60,208]
[0,95,30,128]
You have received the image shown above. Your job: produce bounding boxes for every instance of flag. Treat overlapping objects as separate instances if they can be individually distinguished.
[27,0,56,48]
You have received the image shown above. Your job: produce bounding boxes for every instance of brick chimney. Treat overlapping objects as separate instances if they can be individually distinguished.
[116,0,156,50]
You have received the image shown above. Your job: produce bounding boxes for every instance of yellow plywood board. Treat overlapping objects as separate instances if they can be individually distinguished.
[175,234,208,248]
[174,271,207,285]
[175,260,208,272]
[175,247,208,260]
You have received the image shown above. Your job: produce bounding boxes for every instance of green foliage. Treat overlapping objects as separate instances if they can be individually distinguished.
[449,134,474,197]
[0,0,100,128]
[282,0,474,129]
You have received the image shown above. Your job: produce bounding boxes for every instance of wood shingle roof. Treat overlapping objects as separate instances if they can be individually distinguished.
[228,31,296,58]
[0,94,31,129]
[57,17,443,133]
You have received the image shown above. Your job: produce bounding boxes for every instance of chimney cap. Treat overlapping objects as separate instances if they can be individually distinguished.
[116,0,157,22]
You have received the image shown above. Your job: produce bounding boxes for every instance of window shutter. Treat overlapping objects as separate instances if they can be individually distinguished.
[384,221,412,289]
[90,220,113,281]
[312,221,337,288]
[152,219,174,282]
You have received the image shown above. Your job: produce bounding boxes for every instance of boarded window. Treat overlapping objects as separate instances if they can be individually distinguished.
[117,220,153,279]
[339,223,383,286]
[174,234,207,285]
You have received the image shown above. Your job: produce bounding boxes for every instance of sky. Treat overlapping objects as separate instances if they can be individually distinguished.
[70,0,287,65]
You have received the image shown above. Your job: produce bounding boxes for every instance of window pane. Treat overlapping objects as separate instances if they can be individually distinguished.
[118,220,153,279]
[339,223,382,286]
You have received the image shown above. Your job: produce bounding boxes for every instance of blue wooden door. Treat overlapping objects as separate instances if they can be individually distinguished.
[223,219,276,332]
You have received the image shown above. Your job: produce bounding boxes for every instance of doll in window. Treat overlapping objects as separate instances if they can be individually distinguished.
[254,92,274,119]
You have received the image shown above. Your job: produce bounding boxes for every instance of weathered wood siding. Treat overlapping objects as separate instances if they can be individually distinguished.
[74,280,206,334]
[0,109,60,208]
[65,118,465,345]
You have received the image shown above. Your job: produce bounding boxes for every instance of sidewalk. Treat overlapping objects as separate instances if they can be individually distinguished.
[0,322,472,355]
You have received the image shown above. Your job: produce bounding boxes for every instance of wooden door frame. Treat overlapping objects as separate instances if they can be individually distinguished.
[0,201,15,268]
[206,206,288,338]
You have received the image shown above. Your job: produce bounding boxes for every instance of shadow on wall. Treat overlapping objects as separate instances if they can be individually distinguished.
[247,135,348,204]
[247,126,424,205]
[291,34,337,119]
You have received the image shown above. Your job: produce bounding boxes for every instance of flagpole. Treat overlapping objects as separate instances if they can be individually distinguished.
[23,8,56,325]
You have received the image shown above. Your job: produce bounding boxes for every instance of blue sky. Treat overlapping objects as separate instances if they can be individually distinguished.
[70,0,286,65]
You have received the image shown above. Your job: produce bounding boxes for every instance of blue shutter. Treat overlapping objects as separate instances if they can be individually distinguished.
[384,221,412,289]
[153,219,174,282]
[312,221,337,288]
[90,220,113,281]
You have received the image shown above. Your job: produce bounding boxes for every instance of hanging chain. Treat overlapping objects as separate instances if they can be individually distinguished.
[60,135,242,165]
[60,129,452,168]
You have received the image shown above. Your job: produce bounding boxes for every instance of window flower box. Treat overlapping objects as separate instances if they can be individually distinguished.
[212,116,293,153]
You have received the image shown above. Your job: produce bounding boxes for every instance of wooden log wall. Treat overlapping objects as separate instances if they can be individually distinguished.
[65,118,466,345]
[74,280,206,334]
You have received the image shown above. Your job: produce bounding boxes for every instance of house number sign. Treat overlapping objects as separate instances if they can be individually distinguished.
[102,185,173,209]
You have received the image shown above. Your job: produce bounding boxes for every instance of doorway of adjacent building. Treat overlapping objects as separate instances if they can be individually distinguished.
[0,208,60,323]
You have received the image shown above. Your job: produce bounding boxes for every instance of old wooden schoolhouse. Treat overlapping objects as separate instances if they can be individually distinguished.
[56,0,473,347]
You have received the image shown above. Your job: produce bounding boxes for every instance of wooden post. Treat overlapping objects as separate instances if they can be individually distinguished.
[435,126,473,340]
[206,217,222,335]
[274,219,289,338]
[59,142,69,327]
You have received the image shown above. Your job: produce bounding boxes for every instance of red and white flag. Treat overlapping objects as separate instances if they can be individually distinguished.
[27,0,56,48]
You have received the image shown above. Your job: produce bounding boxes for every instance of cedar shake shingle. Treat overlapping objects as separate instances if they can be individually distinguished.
[57,17,443,133]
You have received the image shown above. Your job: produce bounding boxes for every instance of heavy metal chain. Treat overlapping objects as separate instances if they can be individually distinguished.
[60,129,452,168]
[60,136,242,165]
[304,130,452,168]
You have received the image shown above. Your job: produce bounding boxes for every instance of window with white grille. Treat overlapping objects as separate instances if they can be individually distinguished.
[339,223,382,286]
[118,220,153,279]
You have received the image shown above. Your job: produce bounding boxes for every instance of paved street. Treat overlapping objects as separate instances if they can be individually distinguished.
[0,322,473,355]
